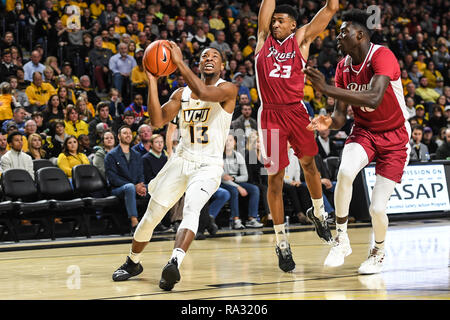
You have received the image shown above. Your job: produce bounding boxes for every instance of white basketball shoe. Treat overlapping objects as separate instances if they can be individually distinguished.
[358,247,385,275]
[324,232,352,267]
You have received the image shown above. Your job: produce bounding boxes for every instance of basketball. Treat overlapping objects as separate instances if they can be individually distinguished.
[143,40,178,77]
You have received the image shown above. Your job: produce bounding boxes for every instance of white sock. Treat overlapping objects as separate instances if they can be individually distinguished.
[273,224,287,245]
[312,198,326,218]
[375,240,385,252]
[336,222,348,233]
[129,250,142,264]
[171,248,186,267]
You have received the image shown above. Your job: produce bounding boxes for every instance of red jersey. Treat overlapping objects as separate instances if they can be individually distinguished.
[335,43,409,132]
[255,33,307,107]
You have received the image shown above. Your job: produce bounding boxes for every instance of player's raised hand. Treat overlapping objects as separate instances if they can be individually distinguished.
[144,69,158,82]
[303,67,326,92]
[165,41,184,66]
[306,114,332,131]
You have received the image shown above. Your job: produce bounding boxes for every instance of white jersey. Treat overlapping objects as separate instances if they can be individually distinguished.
[175,79,232,165]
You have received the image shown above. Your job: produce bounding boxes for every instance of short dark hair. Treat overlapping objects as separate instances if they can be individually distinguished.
[96,101,110,113]
[342,9,372,35]
[118,125,131,135]
[123,110,135,118]
[412,124,424,132]
[273,4,299,23]
[7,131,22,144]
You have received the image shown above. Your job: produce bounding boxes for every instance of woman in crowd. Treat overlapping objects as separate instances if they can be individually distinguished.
[57,135,90,179]
[42,94,65,126]
[221,134,263,230]
[92,130,116,179]
[27,133,48,160]
[64,105,89,138]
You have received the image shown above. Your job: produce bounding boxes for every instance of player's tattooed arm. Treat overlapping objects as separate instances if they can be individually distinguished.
[303,67,390,110]
[255,0,276,55]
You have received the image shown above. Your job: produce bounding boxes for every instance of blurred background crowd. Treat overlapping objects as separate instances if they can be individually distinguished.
[0,0,449,236]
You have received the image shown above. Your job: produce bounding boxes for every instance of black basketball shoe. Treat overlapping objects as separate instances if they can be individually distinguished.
[159,258,181,291]
[306,207,332,243]
[112,257,143,281]
[276,241,296,272]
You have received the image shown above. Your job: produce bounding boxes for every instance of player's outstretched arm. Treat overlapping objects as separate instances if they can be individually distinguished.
[165,41,238,113]
[296,0,339,46]
[255,0,276,55]
[146,70,182,128]
[304,67,390,109]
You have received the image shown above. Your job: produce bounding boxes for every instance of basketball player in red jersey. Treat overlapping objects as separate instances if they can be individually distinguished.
[304,9,411,274]
[255,0,338,272]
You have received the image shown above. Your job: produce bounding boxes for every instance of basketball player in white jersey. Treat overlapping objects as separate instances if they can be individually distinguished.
[112,44,237,291]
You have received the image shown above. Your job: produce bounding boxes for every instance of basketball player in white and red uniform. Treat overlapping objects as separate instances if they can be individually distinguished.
[304,9,411,274]
[255,0,339,272]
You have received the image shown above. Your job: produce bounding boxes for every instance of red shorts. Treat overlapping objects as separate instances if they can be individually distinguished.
[257,102,318,174]
[346,124,411,183]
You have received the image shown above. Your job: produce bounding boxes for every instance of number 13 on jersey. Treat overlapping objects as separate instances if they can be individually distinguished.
[269,63,292,78]
[189,125,209,144]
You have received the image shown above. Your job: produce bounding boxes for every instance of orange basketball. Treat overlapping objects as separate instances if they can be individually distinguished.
[143,40,178,77]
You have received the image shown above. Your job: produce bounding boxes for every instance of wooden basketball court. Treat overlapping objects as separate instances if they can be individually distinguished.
[0,218,449,300]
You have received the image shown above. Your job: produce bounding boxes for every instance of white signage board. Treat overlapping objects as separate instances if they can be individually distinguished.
[363,164,450,214]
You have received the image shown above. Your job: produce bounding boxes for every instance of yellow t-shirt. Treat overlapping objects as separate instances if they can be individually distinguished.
[303,84,315,102]
[114,26,126,35]
[64,120,89,138]
[414,61,427,74]
[103,42,117,54]
[209,18,225,31]
[57,152,90,177]
[25,83,57,106]
[0,94,14,121]
[89,3,104,18]
[131,66,148,87]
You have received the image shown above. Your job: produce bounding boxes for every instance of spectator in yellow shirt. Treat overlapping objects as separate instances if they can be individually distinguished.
[64,105,89,138]
[113,16,126,35]
[0,82,14,122]
[209,10,225,31]
[89,0,104,19]
[423,61,443,89]
[57,135,90,178]
[25,72,57,109]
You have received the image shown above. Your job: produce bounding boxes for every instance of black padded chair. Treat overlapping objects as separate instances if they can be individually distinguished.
[35,167,87,238]
[33,159,55,172]
[0,201,18,242]
[0,169,52,241]
[323,156,341,181]
[71,164,122,236]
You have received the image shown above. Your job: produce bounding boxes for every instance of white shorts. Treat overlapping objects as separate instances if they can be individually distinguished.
[147,154,223,208]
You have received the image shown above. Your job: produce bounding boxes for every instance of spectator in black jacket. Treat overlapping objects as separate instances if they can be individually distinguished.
[316,128,340,159]
[436,128,450,160]
[89,36,113,94]
[88,101,115,147]
[0,49,18,83]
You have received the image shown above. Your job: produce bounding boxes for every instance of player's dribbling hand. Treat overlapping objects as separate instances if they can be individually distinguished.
[306,115,332,131]
[302,67,326,92]
[165,41,183,66]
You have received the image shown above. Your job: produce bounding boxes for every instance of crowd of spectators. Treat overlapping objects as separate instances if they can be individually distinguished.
[0,0,449,236]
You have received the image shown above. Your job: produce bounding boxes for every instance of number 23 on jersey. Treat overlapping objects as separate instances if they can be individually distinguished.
[269,63,292,78]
